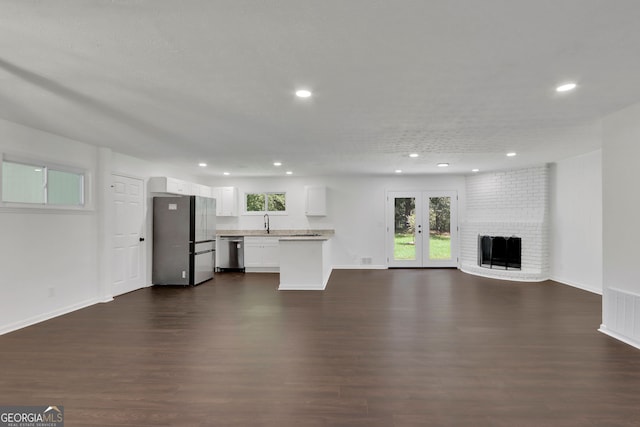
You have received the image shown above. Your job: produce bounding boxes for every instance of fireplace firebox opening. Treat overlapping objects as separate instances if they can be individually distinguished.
[478,235,521,270]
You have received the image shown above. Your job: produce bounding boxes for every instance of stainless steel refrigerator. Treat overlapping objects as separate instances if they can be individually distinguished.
[152,196,216,285]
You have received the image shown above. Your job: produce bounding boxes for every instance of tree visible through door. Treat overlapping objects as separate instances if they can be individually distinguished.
[394,197,416,260]
[428,196,451,260]
[388,191,457,268]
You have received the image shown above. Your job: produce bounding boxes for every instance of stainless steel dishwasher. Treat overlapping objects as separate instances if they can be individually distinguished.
[217,236,245,272]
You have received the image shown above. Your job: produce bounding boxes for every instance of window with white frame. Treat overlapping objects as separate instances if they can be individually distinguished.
[245,192,286,213]
[1,158,85,207]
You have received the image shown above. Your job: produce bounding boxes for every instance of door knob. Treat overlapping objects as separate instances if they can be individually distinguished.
[139,237,145,242]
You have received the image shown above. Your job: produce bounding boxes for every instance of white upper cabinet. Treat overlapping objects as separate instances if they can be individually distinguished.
[149,177,188,194]
[212,186,238,216]
[149,177,213,197]
[305,186,327,216]
[193,183,212,197]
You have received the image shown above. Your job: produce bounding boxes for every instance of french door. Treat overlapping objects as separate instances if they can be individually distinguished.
[387,191,458,268]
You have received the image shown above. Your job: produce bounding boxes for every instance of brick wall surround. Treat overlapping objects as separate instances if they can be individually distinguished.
[460,165,550,281]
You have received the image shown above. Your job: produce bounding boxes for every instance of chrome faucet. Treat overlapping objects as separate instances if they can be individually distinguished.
[264,213,270,234]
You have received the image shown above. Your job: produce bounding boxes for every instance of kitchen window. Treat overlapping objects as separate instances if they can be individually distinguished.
[1,158,86,207]
[245,192,286,214]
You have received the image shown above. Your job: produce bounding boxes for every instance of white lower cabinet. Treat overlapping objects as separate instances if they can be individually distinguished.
[244,237,279,271]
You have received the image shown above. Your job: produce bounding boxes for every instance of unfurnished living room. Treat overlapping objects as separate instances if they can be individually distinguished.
[1,1,640,426]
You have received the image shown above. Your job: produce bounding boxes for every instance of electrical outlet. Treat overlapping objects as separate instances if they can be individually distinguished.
[182,271,186,279]
[361,257,372,265]
[48,287,55,297]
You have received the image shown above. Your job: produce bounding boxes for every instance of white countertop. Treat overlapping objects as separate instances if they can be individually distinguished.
[217,229,334,238]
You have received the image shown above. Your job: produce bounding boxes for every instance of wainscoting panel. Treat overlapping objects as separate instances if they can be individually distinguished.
[600,287,640,350]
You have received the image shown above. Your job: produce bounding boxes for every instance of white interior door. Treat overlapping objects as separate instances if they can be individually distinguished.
[387,191,458,268]
[112,175,145,296]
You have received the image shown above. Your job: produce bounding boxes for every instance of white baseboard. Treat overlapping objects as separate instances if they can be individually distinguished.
[550,276,602,295]
[332,265,388,270]
[0,297,102,336]
[278,283,326,291]
[245,267,279,273]
[598,324,640,351]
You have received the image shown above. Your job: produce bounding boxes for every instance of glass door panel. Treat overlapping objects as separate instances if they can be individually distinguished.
[428,196,451,260]
[388,192,423,267]
[423,192,457,267]
[394,197,416,261]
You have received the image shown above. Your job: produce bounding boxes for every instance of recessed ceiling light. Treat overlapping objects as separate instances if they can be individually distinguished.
[286,171,293,175]
[507,152,517,157]
[198,163,207,167]
[273,162,282,167]
[223,172,230,176]
[556,82,577,92]
[472,168,480,172]
[395,169,402,174]
[409,153,419,158]
[295,89,312,98]
[437,163,449,167]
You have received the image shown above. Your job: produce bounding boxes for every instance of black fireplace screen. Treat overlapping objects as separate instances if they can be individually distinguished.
[478,235,521,270]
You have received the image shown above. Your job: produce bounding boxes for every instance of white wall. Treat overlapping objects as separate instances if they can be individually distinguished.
[0,122,202,333]
[0,118,100,333]
[212,174,466,268]
[549,150,602,294]
[600,102,640,349]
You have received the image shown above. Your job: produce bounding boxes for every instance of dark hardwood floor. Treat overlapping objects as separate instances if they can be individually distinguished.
[1,269,639,426]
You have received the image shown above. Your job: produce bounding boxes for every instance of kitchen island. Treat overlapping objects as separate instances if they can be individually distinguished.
[278,236,332,291]
[216,230,334,290]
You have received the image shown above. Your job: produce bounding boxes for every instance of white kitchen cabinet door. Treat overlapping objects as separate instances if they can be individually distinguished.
[149,177,189,195]
[200,185,213,197]
[305,186,327,216]
[243,237,280,269]
[243,237,263,267]
[211,187,222,215]
[261,238,280,267]
[167,177,188,194]
[212,186,238,216]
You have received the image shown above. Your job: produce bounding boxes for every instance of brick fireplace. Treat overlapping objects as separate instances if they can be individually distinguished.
[460,166,549,281]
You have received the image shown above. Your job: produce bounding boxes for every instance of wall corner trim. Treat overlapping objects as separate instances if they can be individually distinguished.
[550,276,602,295]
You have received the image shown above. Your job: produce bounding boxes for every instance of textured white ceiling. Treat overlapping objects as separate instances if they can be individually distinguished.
[1,1,639,176]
